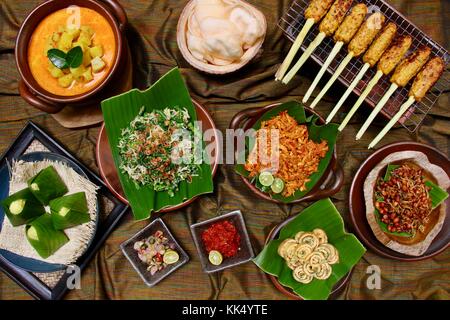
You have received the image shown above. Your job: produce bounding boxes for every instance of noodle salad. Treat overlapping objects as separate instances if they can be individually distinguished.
[118,107,201,197]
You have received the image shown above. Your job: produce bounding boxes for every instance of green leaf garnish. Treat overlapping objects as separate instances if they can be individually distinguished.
[47,46,83,70]
[383,164,399,181]
[65,46,83,68]
[47,49,68,69]
[425,180,449,209]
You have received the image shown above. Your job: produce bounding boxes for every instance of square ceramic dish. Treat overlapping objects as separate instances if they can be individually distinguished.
[190,210,255,273]
[120,218,189,287]
[0,121,129,300]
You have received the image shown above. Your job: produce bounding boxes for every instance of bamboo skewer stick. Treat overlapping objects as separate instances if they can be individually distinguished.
[302,41,344,102]
[356,46,432,140]
[276,18,315,81]
[281,0,355,85]
[338,70,383,130]
[308,12,386,109]
[338,34,413,131]
[368,97,414,149]
[355,83,398,139]
[301,3,368,102]
[275,0,335,80]
[310,52,354,109]
[368,57,445,149]
[326,63,370,122]
[282,32,326,84]
[326,23,397,123]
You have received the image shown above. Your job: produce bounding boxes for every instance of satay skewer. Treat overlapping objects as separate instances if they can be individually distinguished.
[326,22,397,123]
[356,46,432,139]
[300,3,368,100]
[338,35,412,131]
[275,0,335,81]
[280,0,356,84]
[368,57,445,149]
[309,12,386,109]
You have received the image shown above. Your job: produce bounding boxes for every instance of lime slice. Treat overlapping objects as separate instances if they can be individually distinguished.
[259,172,274,187]
[208,250,223,266]
[271,178,285,194]
[163,250,180,265]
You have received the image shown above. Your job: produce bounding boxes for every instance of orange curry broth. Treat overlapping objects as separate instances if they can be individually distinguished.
[27,7,116,96]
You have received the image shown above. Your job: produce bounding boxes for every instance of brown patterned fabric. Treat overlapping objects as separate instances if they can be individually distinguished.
[0,0,448,300]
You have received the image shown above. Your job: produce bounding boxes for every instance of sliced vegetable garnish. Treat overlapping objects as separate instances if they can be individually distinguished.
[163,250,180,265]
[208,250,223,266]
[259,172,274,187]
[271,178,285,194]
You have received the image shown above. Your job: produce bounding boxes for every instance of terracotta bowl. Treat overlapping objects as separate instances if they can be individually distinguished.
[15,0,128,114]
[177,0,267,74]
[229,103,344,204]
[265,215,353,300]
[349,141,450,261]
[96,100,220,213]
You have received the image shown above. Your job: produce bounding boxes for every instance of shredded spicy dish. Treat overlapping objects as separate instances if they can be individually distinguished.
[201,220,241,258]
[375,164,433,235]
[244,111,328,197]
[118,107,200,197]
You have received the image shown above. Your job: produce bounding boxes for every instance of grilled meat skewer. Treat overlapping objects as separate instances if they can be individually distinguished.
[326,22,397,123]
[369,57,445,148]
[280,0,355,84]
[295,3,367,95]
[275,0,334,80]
[356,45,432,139]
[338,34,413,130]
[309,12,386,109]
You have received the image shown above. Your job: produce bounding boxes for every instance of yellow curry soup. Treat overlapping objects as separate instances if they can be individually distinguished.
[28,7,116,96]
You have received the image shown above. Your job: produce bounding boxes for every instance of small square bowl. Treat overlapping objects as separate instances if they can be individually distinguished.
[190,210,255,273]
[120,218,189,287]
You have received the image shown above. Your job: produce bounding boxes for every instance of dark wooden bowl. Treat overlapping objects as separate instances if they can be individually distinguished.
[349,141,450,261]
[95,100,220,213]
[15,0,128,113]
[265,214,353,300]
[229,103,344,204]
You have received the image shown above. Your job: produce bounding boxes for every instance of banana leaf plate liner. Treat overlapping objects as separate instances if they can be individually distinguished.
[254,198,366,300]
[235,101,338,203]
[101,68,214,220]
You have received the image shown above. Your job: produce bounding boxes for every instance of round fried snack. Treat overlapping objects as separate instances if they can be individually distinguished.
[317,243,339,264]
[293,265,314,284]
[315,263,332,280]
[278,239,297,258]
[278,228,339,284]
[313,228,328,244]
[306,251,326,266]
[296,244,313,260]
[287,258,301,271]
[296,232,319,249]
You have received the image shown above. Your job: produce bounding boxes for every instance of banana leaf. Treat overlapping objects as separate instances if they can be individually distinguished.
[235,101,338,203]
[101,68,213,220]
[1,188,46,226]
[26,214,69,259]
[253,198,366,300]
[375,164,449,238]
[50,192,90,230]
[27,166,68,205]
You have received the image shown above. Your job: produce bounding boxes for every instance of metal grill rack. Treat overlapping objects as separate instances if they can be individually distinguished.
[279,0,450,133]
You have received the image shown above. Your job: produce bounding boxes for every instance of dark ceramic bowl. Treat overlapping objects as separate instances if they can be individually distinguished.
[349,141,450,261]
[120,218,189,287]
[15,0,128,113]
[229,103,344,204]
[95,99,220,213]
[190,210,255,273]
[265,214,353,300]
